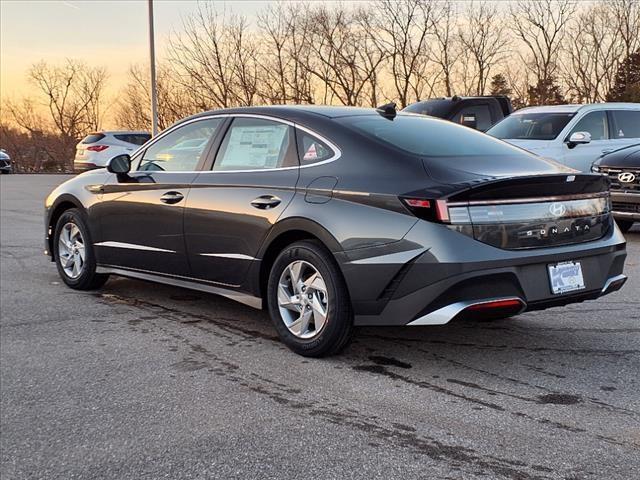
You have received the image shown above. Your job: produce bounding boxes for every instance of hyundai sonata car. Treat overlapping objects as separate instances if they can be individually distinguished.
[45,106,627,357]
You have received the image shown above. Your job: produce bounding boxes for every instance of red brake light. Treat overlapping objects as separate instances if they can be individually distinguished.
[87,145,109,152]
[401,197,450,223]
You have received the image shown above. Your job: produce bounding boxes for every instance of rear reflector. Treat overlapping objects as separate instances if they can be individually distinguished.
[87,145,109,152]
[466,299,524,311]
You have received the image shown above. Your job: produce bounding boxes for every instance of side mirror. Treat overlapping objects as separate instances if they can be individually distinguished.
[107,154,131,174]
[566,131,591,149]
[461,113,477,129]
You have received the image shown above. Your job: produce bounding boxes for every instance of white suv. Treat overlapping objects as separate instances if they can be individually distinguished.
[74,131,151,171]
[487,103,640,172]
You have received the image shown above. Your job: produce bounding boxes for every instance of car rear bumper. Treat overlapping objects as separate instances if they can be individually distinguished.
[347,221,627,326]
[73,161,99,172]
[611,191,640,221]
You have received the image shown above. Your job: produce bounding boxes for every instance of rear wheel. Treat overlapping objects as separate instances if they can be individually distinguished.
[267,240,353,357]
[53,208,109,290]
[616,219,634,233]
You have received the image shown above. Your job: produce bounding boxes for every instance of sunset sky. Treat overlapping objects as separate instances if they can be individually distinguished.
[0,0,270,101]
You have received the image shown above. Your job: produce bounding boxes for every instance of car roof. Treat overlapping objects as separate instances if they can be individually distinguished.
[100,131,151,135]
[513,103,639,115]
[190,105,380,122]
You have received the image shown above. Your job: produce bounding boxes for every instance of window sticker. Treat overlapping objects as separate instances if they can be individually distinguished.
[221,125,288,168]
[303,143,319,161]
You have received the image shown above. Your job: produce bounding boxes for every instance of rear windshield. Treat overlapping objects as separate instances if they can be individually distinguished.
[115,134,151,145]
[402,100,452,118]
[81,133,106,144]
[487,112,575,140]
[338,114,526,157]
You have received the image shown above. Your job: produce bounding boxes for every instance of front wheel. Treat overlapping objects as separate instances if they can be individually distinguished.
[53,208,109,290]
[267,240,353,357]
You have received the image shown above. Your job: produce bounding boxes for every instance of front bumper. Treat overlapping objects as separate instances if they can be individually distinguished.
[611,191,640,221]
[347,220,627,326]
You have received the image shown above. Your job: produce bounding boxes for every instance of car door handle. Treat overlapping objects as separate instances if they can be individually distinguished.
[251,195,281,209]
[160,191,184,204]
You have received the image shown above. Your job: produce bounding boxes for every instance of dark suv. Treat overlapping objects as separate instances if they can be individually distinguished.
[402,96,513,131]
[45,106,626,357]
[592,144,640,233]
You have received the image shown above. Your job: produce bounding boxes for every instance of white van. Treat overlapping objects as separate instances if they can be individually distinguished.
[486,103,640,172]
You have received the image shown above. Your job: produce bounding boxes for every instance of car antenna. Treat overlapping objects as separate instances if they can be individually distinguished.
[376,102,397,119]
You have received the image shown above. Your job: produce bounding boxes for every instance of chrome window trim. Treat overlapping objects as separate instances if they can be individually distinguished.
[132,113,342,173]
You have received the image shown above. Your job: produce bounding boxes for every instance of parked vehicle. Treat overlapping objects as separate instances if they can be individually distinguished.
[402,95,513,131]
[45,105,627,357]
[0,149,12,174]
[74,131,151,171]
[487,103,640,172]
[592,143,640,233]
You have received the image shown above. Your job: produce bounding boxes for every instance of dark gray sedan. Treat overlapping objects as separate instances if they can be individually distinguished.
[44,106,627,356]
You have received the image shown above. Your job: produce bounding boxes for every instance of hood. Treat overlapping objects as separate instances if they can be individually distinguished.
[594,145,640,169]
[501,139,553,153]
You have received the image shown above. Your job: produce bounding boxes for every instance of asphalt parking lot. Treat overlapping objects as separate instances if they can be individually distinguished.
[1,174,639,480]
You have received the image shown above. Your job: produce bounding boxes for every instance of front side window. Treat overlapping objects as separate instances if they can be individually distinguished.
[487,112,575,140]
[297,130,335,165]
[213,118,294,171]
[139,118,222,172]
[569,111,608,140]
[610,110,640,139]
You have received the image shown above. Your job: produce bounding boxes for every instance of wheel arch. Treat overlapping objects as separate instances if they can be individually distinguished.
[253,217,344,304]
[47,195,85,260]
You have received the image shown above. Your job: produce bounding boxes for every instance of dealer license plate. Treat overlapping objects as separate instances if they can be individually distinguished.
[548,261,585,295]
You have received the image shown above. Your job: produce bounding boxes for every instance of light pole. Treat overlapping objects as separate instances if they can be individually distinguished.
[148,0,159,136]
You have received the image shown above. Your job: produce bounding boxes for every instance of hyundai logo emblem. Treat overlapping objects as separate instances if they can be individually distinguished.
[549,202,567,217]
[618,172,636,183]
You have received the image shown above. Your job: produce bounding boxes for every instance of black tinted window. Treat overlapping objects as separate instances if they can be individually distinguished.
[488,113,575,140]
[81,134,105,144]
[115,134,151,145]
[297,130,334,164]
[611,110,640,139]
[453,104,492,131]
[340,114,525,157]
[570,111,608,140]
[213,118,293,171]
[139,119,222,172]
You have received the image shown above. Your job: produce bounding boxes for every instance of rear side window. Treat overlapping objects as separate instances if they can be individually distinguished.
[213,118,294,171]
[610,110,640,139]
[452,105,492,131]
[340,114,526,157]
[115,134,151,145]
[296,130,335,164]
[569,111,608,140]
[81,133,105,144]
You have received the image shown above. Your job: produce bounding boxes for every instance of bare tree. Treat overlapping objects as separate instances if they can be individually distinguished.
[301,4,386,106]
[429,1,460,96]
[561,3,622,102]
[371,0,434,107]
[510,0,576,104]
[458,1,510,96]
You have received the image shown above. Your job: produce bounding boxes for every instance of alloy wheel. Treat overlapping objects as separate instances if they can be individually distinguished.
[277,260,329,339]
[58,222,86,279]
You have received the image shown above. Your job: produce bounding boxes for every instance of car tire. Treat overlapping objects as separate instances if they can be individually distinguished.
[53,208,109,290]
[267,240,354,357]
[616,219,634,234]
